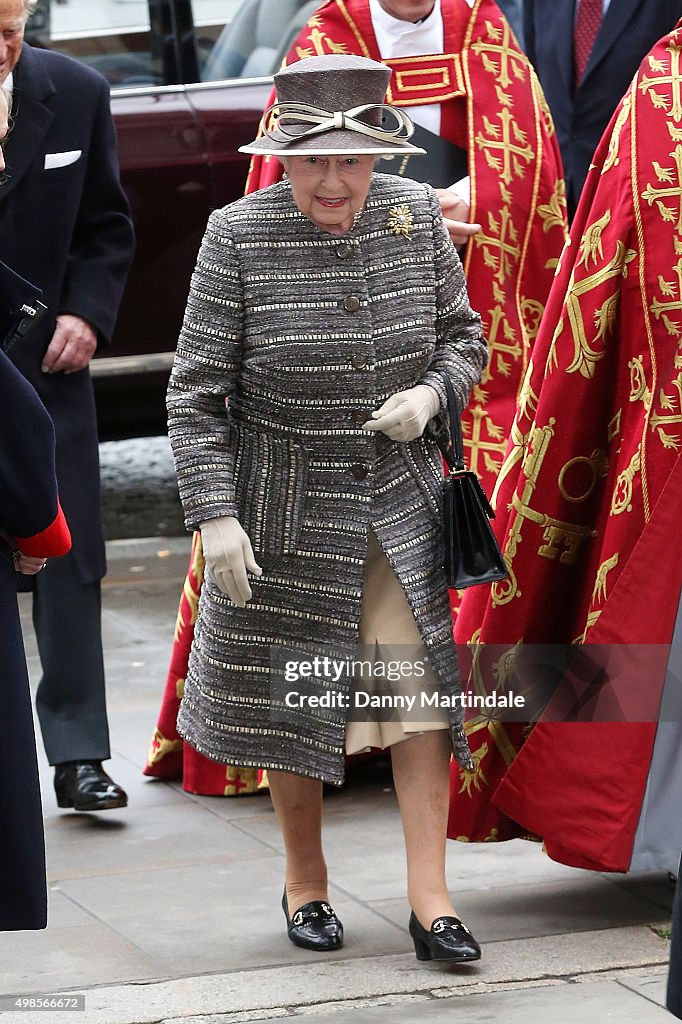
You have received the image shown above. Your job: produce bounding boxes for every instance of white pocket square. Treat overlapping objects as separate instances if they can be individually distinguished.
[43,150,82,170]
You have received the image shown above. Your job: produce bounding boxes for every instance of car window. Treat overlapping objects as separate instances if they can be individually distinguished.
[27,0,162,90]
[193,0,317,83]
[191,0,246,82]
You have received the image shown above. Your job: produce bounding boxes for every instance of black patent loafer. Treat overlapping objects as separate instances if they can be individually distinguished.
[409,911,481,962]
[282,889,344,951]
[54,760,128,811]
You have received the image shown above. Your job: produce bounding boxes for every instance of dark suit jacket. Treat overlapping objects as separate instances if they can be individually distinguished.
[0,44,134,582]
[524,0,682,213]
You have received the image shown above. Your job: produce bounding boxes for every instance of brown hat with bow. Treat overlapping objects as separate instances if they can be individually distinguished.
[239,53,425,157]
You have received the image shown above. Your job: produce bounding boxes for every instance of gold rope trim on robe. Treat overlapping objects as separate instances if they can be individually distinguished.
[635,54,666,522]
[336,0,372,58]
[384,53,466,105]
[514,50,546,402]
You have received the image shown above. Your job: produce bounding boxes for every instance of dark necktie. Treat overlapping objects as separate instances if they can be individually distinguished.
[574,0,602,85]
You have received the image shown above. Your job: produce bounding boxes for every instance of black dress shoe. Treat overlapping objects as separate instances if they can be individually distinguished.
[409,911,481,963]
[282,889,344,951]
[54,760,128,811]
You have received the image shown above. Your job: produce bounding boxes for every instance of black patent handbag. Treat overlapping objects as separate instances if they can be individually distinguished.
[432,371,508,590]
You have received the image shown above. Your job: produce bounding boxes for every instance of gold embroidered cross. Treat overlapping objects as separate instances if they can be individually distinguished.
[650,256,682,327]
[295,18,349,59]
[474,108,534,185]
[639,42,682,122]
[464,405,508,478]
[474,205,521,285]
[641,144,682,232]
[470,19,527,90]
[481,295,523,385]
[650,377,682,447]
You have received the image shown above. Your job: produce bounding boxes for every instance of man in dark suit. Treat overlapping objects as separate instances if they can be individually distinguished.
[0,0,135,810]
[524,0,682,216]
[497,0,524,47]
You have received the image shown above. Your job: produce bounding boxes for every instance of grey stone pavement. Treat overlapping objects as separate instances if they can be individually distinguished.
[2,521,678,1024]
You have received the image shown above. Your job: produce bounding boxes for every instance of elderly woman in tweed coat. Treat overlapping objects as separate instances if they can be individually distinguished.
[167,54,487,963]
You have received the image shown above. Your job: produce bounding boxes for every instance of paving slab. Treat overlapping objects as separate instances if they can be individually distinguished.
[0,921,164,997]
[167,977,673,1024]
[43,801,276,882]
[186,790,275,823]
[41,888,101,929]
[371,872,671,942]
[608,875,676,914]
[617,965,669,1007]
[55,862,410,979]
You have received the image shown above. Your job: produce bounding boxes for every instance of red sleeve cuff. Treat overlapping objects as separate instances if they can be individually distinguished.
[15,501,72,557]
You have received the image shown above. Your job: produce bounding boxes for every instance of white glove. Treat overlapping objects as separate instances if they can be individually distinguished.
[362,385,441,442]
[200,516,262,607]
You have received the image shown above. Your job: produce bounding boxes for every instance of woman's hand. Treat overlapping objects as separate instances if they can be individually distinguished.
[434,189,481,247]
[13,551,47,575]
[363,385,440,442]
[200,516,262,607]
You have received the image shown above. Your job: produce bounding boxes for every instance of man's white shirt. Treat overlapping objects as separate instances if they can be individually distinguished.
[369,0,445,133]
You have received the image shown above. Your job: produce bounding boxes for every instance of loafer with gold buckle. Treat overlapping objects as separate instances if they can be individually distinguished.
[282,889,344,951]
[409,911,481,962]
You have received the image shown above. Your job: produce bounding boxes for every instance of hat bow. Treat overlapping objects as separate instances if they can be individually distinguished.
[263,101,416,146]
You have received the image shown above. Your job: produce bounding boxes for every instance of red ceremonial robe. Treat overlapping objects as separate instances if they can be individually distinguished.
[144,0,567,795]
[448,20,682,870]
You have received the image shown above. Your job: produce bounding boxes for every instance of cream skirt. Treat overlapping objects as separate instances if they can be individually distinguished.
[345,529,449,755]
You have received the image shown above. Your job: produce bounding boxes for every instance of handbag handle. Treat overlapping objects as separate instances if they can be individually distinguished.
[431,371,498,524]
[433,370,466,474]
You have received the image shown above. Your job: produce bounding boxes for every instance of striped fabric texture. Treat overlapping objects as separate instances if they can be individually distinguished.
[167,174,487,783]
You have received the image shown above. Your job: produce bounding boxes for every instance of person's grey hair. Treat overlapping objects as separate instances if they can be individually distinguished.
[24,0,39,19]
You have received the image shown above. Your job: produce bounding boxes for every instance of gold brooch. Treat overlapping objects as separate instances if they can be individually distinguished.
[387,205,413,238]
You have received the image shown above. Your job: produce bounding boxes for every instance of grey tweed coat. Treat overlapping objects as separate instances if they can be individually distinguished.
[167,173,487,784]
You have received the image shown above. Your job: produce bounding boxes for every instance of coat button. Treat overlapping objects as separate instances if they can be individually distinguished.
[351,353,367,369]
[350,462,368,480]
[343,294,361,313]
[336,242,354,259]
[351,409,368,425]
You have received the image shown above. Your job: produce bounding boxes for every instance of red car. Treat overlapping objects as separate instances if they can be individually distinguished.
[30,0,318,436]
